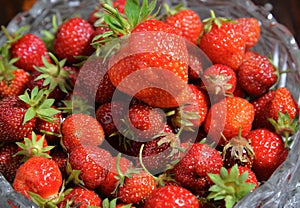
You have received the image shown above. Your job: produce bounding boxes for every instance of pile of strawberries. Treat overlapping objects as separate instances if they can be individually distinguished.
[0,0,299,207]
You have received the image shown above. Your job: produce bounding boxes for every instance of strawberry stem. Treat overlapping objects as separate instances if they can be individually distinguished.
[138,144,158,181]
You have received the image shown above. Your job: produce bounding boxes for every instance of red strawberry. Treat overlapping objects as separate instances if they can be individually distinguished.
[164,7,203,45]
[207,164,258,207]
[170,84,209,131]
[201,64,237,96]
[237,17,261,49]
[246,128,288,181]
[113,0,126,14]
[199,11,246,70]
[144,185,199,208]
[238,51,277,96]
[13,156,62,199]
[69,145,112,189]
[58,187,102,208]
[9,33,51,72]
[0,142,23,183]
[95,71,116,105]
[61,113,105,152]
[204,96,255,146]
[173,143,223,196]
[50,146,68,179]
[188,53,204,82]
[54,17,95,63]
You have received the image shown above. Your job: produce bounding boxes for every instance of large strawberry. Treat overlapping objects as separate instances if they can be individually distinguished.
[172,143,223,196]
[68,145,112,189]
[54,17,95,63]
[0,87,60,142]
[61,113,105,152]
[13,156,62,199]
[237,51,277,97]
[204,96,254,146]
[144,185,199,208]
[164,4,203,45]
[199,11,246,70]
[236,17,261,49]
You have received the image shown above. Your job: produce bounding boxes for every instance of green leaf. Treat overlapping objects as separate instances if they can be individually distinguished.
[18,90,31,104]
[39,98,55,109]
[23,107,36,125]
[37,108,60,117]
[224,195,235,208]
[125,0,140,27]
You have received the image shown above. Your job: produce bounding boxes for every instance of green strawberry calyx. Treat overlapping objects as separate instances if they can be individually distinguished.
[0,42,19,82]
[18,86,61,124]
[102,198,132,208]
[207,164,256,208]
[202,10,235,34]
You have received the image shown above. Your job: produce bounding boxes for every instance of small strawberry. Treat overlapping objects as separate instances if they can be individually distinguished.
[0,142,23,183]
[14,131,55,162]
[201,64,237,97]
[54,17,95,63]
[173,143,223,196]
[207,164,258,208]
[144,185,199,208]
[68,145,112,189]
[58,186,102,208]
[0,87,60,142]
[204,96,255,146]
[13,156,62,199]
[61,113,105,152]
[237,51,277,97]
[246,128,288,181]
[164,4,203,45]
[236,17,261,49]
[199,11,246,70]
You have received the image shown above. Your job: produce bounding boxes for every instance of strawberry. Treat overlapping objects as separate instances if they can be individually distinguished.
[14,131,54,162]
[113,0,126,14]
[13,156,62,199]
[68,145,112,189]
[170,84,209,131]
[58,186,102,208]
[204,96,254,146]
[144,185,199,208]
[61,113,105,152]
[0,142,23,183]
[95,71,117,105]
[50,146,68,179]
[207,164,258,208]
[201,64,237,96]
[237,51,277,97]
[8,33,51,72]
[246,128,288,181]
[236,17,261,49]
[0,87,60,142]
[173,143,223,196]
[164,6,203,45]
[187,53,204,82]
[199,11,246,70]
[54,17,95,63]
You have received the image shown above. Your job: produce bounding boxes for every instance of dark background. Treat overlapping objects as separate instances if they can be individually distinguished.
[0,0,299,44]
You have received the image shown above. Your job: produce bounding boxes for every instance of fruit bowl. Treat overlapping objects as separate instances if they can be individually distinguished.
[1,0,300,207]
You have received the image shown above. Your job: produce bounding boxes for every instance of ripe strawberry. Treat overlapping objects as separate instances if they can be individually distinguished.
[50,146,68,179]
[69,145,112,189]
[54,17,95,63]
[9,33,51,72]
[173,143,223,196]
[237,51,277,96]
[201,64,237,96]
[13,156,62,199]
[188,53,204,82]
[61,113,105,152]
[144,185,199,208]
[58,186,102,208]
[199,11,246,70]
[14,131,54,162]
[204,96,254,146]
[207,164,258,208]
[0,87,60,142]
[164,7,203,45]
[113,0,126,13]
[95,71,117,105]
[246,128,288,181]
[237,17,261,49]
[120,103,166,142]
[170,84,209,131]
[0,142,23,183]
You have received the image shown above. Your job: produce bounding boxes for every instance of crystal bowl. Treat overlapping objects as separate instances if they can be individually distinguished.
[1,0,300,207]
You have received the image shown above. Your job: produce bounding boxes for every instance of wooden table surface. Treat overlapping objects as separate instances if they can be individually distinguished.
[0,0,299,44]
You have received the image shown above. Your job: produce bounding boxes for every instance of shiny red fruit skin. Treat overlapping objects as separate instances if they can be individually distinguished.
[144,185,199,208]
[13,156,62,199]
[246,128,288,181]
[237,17,261,49]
